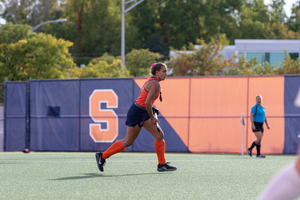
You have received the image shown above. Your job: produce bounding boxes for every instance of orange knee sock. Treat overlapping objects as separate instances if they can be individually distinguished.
[154,140,166,165]
[102,140,126,159]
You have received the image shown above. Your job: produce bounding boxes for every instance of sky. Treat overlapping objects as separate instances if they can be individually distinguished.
[264,0,298,18]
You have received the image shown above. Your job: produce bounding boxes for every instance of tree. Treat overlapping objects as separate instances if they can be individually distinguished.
[166,35,281,76]
[236,0,269,39]
[225,55,276,75]
[0,22,33,44]
[264,21,300,39]
[268,0,286,23]
[167,35,234,76]
[275,51,300,75]
[57,0,140,66]
[0,0,32,24]
[285,1,300,33]
[0,33,76,81]
[125,49,162,77]
[0,0,61,27]
[158,0,243,47]
[76,54,131,78]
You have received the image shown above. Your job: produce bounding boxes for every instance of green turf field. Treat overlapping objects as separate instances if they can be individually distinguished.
[0,152,298,200]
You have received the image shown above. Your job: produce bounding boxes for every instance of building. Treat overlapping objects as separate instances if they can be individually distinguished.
[170,39,300,68]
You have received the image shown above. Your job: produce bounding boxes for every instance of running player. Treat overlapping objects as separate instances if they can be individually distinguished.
[95,63,177,172]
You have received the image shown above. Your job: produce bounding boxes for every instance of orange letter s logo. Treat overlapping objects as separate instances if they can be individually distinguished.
[89,89,118,142]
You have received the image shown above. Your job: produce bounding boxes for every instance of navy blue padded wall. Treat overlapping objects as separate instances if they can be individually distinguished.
[5,82,27,151]
[79,78,135,152]
[283,76,300,154]
[29,80,80,151]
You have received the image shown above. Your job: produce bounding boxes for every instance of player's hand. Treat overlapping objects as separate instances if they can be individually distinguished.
[252,124,256,130]
[151,117,159,125]
[267,125,270,129]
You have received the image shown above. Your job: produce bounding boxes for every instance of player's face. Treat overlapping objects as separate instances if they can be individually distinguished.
[156,66,167,81]
[256,96,262,105]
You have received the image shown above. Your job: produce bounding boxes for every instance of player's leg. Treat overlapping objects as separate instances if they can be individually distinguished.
[248,123,262,157]
[122,125,142,147]
[254,131,265,158]
[247,132,261,157]
[104,125,141,158]
[95,125,141,172]
[247,140,256,157]
[143,119,177,172]
[143,119,165,164]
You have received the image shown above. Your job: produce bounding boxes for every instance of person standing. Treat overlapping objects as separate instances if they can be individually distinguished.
[247,95,270,158]
[95,63,177,172]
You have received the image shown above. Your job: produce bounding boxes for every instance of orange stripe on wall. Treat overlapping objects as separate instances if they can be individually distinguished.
[247,77,284,154]
[135,76,285,154]
[188,77,248,153]
[189,118,245,153]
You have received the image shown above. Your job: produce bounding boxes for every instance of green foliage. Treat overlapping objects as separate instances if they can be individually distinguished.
[0,0,63,27]
[0,0,32,24]
[275,51,300,75]
[167,35,233,76]
[226,56,276,76]
[0,22,34,44]
[57,0,140,65]
[268,0,286,23]
[227,51,300,76]
[237,0,269,40]
[2,0,300,80]
[125,49,162,77]
[0,33,76,82]
[264,21,300,39]
[167,36,284,76]
[285,1,300,33]
[156,0,243,48]
[88,53,116,65]
[75,54,131,78]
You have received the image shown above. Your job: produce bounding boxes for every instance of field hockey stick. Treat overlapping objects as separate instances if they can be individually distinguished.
[154,112,160,132]
[152,107,160,132]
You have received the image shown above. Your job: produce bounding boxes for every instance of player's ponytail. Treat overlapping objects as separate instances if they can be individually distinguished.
[159,91,163,102]
[151,63,165,102]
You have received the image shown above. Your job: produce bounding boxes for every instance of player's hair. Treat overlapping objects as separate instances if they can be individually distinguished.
[151,63,166,75]
[151,63,166,102]
[256,95,262,101]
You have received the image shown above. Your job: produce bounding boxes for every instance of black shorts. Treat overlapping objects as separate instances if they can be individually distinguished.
[252,122,264,133]
[125,103,150,128]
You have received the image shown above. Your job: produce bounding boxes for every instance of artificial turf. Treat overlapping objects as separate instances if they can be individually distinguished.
[0,152,298,200]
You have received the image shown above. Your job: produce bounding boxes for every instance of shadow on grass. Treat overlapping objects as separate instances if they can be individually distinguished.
[50,172,172,180]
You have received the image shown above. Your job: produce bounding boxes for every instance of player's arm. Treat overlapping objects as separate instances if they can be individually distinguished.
[296,155,300,175]
[296,144,300,175]
[250,113,255,130]
[145,81,160,125]
[265,116,270,129]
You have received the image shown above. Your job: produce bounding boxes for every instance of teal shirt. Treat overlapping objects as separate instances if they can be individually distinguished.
[251,104,265,123]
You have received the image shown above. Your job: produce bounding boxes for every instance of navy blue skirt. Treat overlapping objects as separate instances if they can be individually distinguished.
[125,102,150,127]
